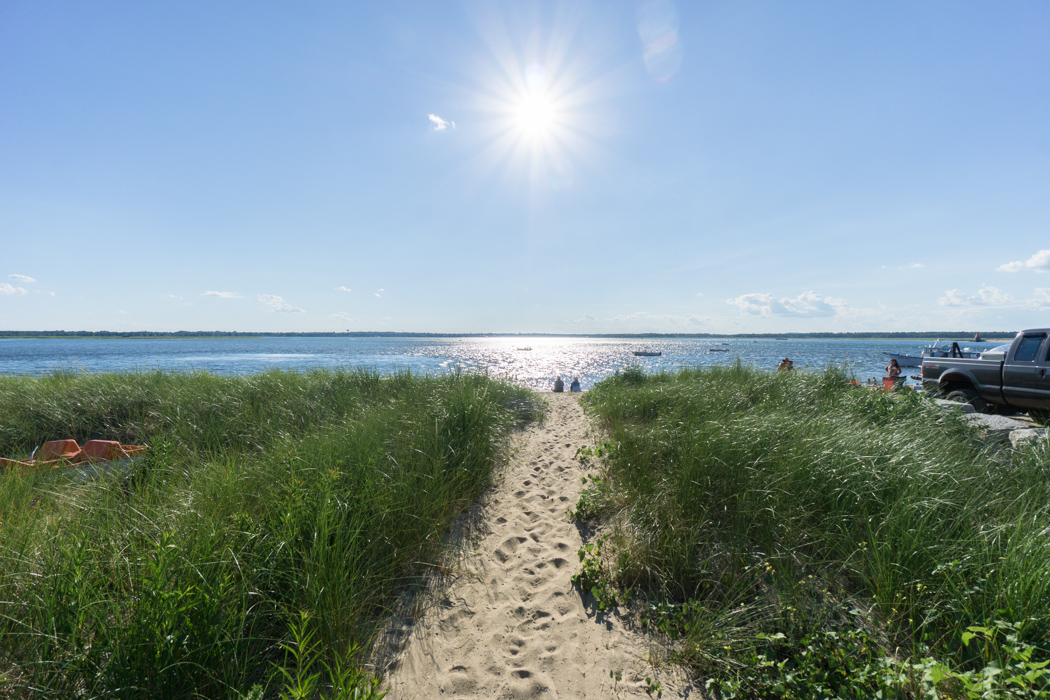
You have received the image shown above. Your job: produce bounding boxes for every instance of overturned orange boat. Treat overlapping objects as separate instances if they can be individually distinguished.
[0,439,148,471]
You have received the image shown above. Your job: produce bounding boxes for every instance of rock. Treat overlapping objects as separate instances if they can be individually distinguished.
[1010,428,1048,449]
[961,413,1030,438]
[933,399,975,414]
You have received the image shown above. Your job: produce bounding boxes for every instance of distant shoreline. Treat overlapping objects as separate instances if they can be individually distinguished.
[0,330,1014,341]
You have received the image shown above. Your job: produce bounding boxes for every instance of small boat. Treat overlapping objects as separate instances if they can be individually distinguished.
[707,348,730,353]
[516,347,532,351]
[632,351,661,357]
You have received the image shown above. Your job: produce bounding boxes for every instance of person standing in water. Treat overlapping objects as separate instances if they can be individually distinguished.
[778,358,794,371]
[553,376,564,392]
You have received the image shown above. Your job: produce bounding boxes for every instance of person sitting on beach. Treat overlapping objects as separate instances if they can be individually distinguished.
[778,358,794,371]
[570,377,581,393]
[886,359,901,378]
[553,376,564,392]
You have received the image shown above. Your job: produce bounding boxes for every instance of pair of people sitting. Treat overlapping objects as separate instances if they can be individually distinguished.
[553,376,581,393]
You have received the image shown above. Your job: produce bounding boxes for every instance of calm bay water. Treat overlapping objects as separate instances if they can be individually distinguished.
[0,336,992,391]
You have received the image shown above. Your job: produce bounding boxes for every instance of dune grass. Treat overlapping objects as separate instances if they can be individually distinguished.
[0,368,541,698]
[579,365,1050,697]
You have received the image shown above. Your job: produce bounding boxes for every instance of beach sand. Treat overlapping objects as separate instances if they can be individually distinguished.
[381,393,698,699]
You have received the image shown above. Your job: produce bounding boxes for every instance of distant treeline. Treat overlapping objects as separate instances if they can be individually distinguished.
[0,330,1015,340]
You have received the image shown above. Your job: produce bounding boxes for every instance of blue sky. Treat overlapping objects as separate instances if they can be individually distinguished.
[2,1,1049,333]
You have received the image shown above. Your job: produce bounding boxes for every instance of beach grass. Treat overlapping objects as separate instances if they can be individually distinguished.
[0,368,541,698]
[579,364,1050,697]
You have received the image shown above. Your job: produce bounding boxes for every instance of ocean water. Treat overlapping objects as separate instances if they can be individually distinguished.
[0,336,993,391]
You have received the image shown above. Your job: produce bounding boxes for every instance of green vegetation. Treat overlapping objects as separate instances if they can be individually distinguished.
[0,368,541,698]
[576,365,1050,698]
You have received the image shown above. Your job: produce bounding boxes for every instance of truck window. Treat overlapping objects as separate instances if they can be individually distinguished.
[1013,334,1046,362]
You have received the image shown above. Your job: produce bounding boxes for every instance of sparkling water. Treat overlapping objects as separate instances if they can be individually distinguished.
[0,336,996,391]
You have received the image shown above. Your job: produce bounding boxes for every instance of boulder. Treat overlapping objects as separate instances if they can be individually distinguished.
[1010,428,1049,449]
[961,413,1029,432]
[933,399,975,414]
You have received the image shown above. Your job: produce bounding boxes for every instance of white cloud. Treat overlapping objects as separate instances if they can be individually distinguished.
[727,291,846,318]
[330,312,359,322]
[998,249,1050,273]
[567,314,597,323]
[1031,288,1050,307]
[0,283,28,296]
[902,263,924,270]
[258,294,305,313]
[9,274,35,283]
[428,114,454,131]
[204,291,241,298]
[335,286,352,292]
[166,294,183,300]
[696,292,704,296]
[938,285,1014,307]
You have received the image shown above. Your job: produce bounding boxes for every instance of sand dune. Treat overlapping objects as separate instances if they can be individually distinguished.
[381,393,697,699]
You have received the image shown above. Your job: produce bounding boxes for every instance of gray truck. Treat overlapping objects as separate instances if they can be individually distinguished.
[921,329,1050,421]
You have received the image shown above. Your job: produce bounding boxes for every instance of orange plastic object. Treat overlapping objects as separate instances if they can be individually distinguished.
[0,457,33,470]
[38,439,83,461]
[882,377,898,391]
[81,440,127,462]
[2,440,148,472]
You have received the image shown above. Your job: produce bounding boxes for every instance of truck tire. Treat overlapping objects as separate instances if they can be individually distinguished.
[944,389,988,414]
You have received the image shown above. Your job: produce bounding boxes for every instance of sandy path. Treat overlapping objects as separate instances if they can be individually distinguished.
[381,393,697,699]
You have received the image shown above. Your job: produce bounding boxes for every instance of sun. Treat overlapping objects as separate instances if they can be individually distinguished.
[514,92,555,138]
[509,64,561,144]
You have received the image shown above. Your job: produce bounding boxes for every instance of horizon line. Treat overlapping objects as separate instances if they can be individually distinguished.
[0,330,1017,339]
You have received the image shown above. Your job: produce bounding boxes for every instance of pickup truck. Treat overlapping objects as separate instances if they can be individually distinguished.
[921,329,1050,421]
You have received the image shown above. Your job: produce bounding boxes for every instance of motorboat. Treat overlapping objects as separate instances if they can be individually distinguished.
[516,347,532,351]
[707,348,730,353]
[632,351,661,357]
[885,340,983,367]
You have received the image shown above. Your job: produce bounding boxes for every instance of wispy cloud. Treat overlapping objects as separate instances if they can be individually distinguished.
[204,291,241,298]
[727,291,846,318]
[1032,289,1050,307]
[0,283,28,296]
[374,288,384,298]
[258,294,305,313]
[998,249,1050,273]
[335,286,352,292]
[938,286,1014,307]
[428,114,454,131]
[606,311,707,327]
[566,314,597,323]
[9,274,35,283]
[166,294,183,300]
[330,312,359,322]
[902,262,924,269]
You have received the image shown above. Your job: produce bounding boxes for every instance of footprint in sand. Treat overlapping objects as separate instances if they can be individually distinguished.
[382,394,695,699]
